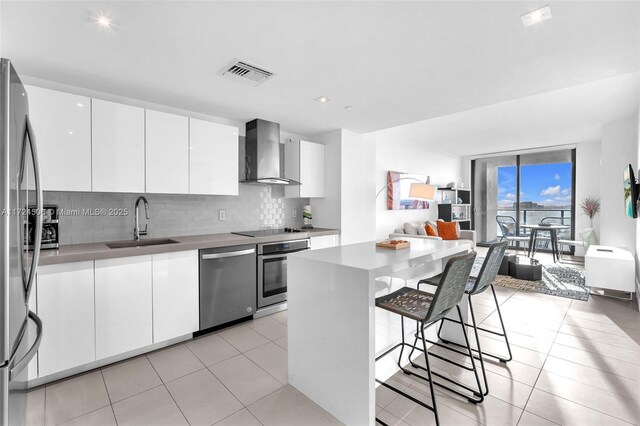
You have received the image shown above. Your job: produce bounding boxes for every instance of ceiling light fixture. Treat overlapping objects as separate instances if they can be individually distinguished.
[521,5,552,27]
[90,11,114,29]
[315,96,329,103]
[344,106,353,110]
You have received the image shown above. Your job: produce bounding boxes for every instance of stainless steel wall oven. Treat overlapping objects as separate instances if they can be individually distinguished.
[257,239,309,309]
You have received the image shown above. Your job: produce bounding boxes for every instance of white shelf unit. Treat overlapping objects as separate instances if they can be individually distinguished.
[437,188,472,230]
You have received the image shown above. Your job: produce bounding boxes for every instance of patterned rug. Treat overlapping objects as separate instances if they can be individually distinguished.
[473,257,589,301]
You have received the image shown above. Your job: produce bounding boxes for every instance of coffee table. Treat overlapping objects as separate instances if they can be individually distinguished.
[508,255,542,281]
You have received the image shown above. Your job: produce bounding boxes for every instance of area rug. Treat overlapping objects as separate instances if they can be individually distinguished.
[473,257,589,301]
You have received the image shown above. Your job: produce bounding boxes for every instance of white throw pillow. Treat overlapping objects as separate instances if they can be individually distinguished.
[403,222,420,235]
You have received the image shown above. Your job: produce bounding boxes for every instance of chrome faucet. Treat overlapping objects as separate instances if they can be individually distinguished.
[134,196,150,241]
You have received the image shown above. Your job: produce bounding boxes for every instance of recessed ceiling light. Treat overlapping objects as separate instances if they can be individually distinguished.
[68,131,74,135]
[90,11,114,29]
[76,102,84,108]
[315,96,329,103]
[521,5,552,27]
[344,106,353,110]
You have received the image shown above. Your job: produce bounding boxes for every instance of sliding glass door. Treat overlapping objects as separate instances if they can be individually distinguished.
[472,149,575,250]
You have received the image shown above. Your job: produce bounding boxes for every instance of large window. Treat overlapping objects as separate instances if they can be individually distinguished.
[472,149,575,250]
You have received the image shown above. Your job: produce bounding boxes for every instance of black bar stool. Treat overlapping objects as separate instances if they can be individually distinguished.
[374,251,481,426]
[418,241,511,397]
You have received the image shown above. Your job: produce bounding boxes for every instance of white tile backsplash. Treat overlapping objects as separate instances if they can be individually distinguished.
[46,185,308,244]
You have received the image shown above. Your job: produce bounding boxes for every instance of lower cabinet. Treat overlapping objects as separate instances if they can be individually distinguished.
[95,256,153,360]
[36,261,95,377]
[152,251,199,342]
[309,234,340,250]
[31,250,202,381]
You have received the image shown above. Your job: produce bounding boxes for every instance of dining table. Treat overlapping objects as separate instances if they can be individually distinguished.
[521,224,570,262]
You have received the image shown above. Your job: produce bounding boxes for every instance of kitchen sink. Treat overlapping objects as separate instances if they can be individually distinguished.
[105,238,180,249]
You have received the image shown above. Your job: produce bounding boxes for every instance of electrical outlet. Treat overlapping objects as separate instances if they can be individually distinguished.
[219,209,226,221]
[292,209,297,218]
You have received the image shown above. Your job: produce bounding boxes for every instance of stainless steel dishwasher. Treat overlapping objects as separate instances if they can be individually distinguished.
[199,244,257,330]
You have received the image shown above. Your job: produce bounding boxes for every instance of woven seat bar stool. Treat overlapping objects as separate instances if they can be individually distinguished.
[374,251,481,426]
[418,241,511,397]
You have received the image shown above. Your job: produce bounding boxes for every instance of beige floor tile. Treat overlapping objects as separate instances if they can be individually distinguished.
[376,376,410,409]
[553,334,640,366]
[245,342,288,384]
[477,329,553,354]
[557,323,640,352]
[210,354,282,405]
[548,344,640,380]
[534,371,640,424]
[25,387,45,426]
[165,369,243,426]
[269,310,288,326]
[543,356,640,401]
[376,409,412,426]
[214,408,262,426]
[385,386,478,426]
[274,336,288,350]
[147,344,205,382]
[247,385,341,426]
[564,308,640,330]
[482,358,541,387]
[45,371,111,426]
[480,321,558,342]
[563,314,640,337]
[525,389,630,426]
[246,316,288,341]
[59,406,116,426]
[101,356,162,402]
[218,324,270,352]
[517,411,560,426]
[112,385,187,426]
[186,333,240,366]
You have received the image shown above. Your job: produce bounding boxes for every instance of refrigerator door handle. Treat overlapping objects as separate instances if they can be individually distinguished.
[9,311,42,381]
[21,115,42,301]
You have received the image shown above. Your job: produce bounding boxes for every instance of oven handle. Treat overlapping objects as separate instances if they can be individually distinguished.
[259,249,308,260]
[202,248,255,260]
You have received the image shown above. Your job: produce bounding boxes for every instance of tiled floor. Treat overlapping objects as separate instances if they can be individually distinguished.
[25,251,640,426]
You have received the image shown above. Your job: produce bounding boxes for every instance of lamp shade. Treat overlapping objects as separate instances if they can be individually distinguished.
[409,183,437,201]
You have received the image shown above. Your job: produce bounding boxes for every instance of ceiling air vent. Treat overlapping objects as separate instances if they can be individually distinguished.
[221,60,275,87]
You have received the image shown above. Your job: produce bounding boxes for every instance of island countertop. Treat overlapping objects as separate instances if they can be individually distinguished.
[289,238,472,276]
[37,228,340,266]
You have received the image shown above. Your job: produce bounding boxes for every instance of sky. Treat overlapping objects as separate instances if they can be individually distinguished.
[498,162,572,208]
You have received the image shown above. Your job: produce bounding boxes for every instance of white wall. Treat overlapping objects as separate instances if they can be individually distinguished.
[636,108,640,296]
[575,140,602,255]
[310,129,376,245]
[373,131,461,239]
[600,115,638,253]
[340,130,376,244]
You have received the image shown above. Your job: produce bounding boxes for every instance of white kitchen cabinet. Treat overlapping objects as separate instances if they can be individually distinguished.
[92,99,145,193]
[26,86,92,191]
[36,261,95,377]
[95,256,152,360]
[285,140,325,198]
[310,234,340,250]
[146,110,189,194]
[189,118,239,195]
[152,251,199,343]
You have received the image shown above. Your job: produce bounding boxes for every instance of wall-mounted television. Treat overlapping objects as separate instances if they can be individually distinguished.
[623,164,638,218]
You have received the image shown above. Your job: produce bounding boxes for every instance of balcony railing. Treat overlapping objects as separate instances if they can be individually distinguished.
[496,208,572,239]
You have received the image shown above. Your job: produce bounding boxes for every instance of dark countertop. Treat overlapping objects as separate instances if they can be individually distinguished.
[38,228,340,266]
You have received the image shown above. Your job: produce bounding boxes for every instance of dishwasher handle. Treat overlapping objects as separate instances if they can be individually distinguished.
[202,248,255,260]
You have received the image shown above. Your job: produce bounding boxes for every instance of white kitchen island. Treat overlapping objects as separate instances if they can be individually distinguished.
[287,239,473,426]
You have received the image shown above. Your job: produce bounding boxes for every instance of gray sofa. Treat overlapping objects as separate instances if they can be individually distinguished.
[389,221,476,248]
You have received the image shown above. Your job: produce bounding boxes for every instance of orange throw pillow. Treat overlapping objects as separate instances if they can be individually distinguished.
[437,221,459,240]
[425,224,438,237]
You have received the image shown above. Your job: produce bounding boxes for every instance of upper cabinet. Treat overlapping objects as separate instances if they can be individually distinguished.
[145,110,189,194]
[189,118,239,195]
[285,140,325,198]
[26,86,92,191]
[92,99,145,193]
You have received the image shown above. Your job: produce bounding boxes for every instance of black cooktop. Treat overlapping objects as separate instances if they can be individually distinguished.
[232,228,303,238]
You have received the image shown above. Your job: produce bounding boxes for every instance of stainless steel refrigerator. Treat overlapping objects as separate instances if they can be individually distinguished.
[0,58,43,426]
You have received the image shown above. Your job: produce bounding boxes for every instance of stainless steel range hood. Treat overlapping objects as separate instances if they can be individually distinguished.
[241,119,300,185]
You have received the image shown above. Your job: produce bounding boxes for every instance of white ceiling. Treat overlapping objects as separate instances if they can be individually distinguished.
[1,1,638,138]
[373,71,639,156]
